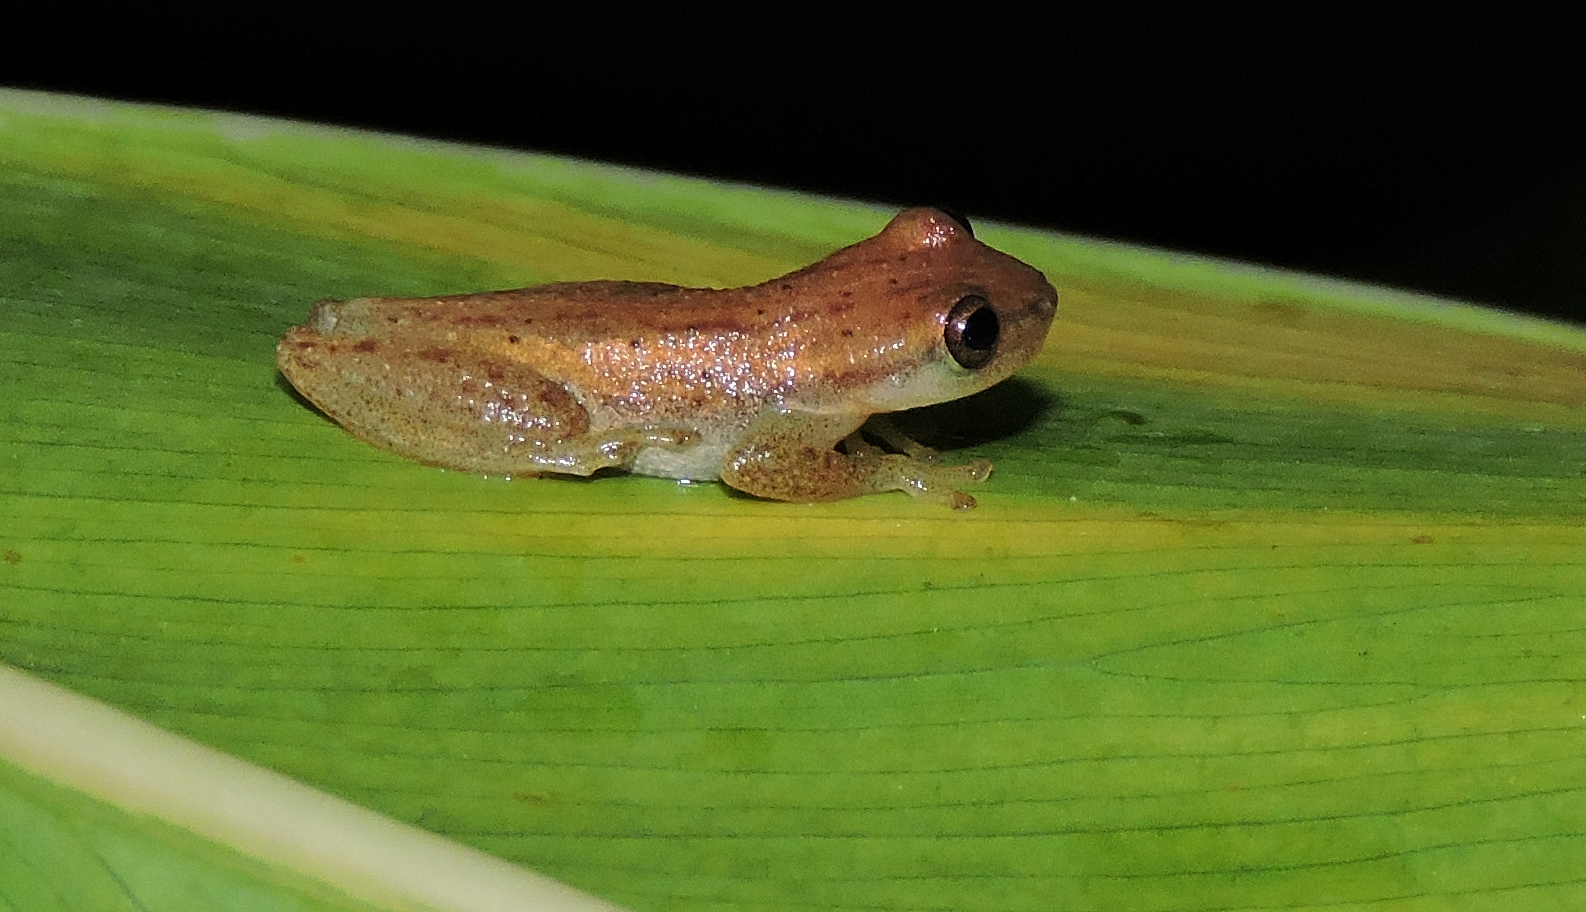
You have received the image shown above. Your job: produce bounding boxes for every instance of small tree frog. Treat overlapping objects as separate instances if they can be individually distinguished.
[276,208,1058,508]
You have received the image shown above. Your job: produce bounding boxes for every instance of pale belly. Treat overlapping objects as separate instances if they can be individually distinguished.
[629,435,733,482]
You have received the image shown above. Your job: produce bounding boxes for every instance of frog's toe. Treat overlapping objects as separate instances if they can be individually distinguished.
[588,440,641,466]
[954,458,994,483]
[892,458,993,509]
[897,476,978,510]
[839,432,887,458]
[925,458,993,485]
[643,428,700,449]
[859,415,942,463]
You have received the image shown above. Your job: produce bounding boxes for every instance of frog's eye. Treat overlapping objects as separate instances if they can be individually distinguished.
[945,294,999,370]
[938,207,974,237]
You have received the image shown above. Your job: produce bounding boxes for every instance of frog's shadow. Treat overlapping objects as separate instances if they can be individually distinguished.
[276,372,328,417]
[885,378,1060,451]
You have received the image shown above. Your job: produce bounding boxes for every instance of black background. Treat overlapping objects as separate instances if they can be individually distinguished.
[9,18,1584,325]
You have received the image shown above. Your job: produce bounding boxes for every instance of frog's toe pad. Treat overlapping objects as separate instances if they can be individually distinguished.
[957,459,994,483]
[894,458,993,509]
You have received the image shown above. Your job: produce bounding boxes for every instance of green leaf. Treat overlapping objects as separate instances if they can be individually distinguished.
[1,751,382,912]
[3,88,1585,911]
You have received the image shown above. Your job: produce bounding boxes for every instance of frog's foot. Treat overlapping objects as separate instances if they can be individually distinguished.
[838,431,885,458]
[631,427,700,450]
[856,414,942,464]
[722,412,991,509]
[863,453,992,510]
[517,426,700,476]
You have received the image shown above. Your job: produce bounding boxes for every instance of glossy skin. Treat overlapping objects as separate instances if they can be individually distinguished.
[276,208,1058,508]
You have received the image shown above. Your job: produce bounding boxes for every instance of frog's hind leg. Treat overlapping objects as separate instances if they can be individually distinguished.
[281,343,693,476]
[720,411,992,509]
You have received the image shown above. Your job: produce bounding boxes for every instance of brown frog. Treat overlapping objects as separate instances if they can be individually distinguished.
[276,208,1058,508]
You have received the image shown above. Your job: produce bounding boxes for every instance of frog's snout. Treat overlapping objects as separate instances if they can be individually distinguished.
[1017,284,1059,328]
[1035,289,1058,317]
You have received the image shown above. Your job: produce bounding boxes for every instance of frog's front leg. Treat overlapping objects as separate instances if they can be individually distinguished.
[719,411,993,509]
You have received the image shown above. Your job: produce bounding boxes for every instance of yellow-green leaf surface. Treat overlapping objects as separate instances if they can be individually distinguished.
[3,89,1585,911]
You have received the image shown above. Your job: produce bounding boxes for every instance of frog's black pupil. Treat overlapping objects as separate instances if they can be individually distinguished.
[959,306,997,350]
[945,294,999,369]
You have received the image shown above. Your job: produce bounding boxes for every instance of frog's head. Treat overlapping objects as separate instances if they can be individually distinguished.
[819,207,1059,412]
